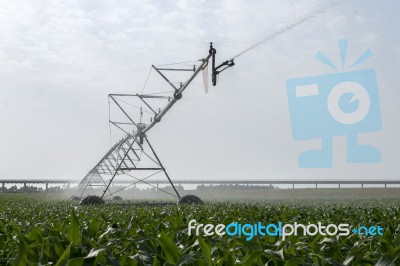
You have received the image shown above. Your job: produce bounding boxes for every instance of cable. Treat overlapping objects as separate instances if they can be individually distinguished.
[103,171,162,196]
[144,90,175,95]
[104,171,179,199]
[140,66,153,94]
[156,60,201,67]
[113,97,154,115]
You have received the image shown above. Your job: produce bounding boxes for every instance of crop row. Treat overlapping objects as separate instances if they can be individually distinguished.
[0,195,399,265]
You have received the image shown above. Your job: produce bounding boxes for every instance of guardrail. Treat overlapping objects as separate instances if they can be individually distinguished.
[1,179,400,189]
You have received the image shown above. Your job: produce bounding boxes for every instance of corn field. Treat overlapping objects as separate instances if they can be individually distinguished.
[0,195,399,265]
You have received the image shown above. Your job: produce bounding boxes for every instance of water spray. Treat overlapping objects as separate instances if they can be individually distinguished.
[229,0,349,60]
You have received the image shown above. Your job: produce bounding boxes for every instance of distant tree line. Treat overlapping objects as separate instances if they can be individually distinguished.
[0,185,63,193]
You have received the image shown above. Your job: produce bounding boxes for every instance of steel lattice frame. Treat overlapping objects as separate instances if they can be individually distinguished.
[76,45,221,199]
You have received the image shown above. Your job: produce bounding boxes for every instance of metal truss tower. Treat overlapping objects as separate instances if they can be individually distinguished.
[76,44,234,200]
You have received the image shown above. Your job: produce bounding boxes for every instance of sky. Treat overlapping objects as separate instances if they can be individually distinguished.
[0,0,399,181]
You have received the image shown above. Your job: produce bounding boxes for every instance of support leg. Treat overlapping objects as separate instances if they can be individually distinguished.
[145,136,181,199]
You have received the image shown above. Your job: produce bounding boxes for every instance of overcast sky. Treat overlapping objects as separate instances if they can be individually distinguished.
[0,0,399,181]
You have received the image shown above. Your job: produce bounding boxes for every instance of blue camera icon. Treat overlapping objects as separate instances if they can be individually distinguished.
[287,69,382,168]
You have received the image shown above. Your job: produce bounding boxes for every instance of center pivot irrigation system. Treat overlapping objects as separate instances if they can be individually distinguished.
[76,44,234,201]
[75,1,344,201]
